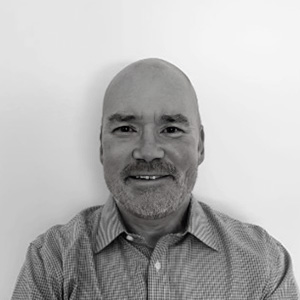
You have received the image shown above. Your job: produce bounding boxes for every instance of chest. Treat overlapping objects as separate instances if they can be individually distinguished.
[68,236,267,300]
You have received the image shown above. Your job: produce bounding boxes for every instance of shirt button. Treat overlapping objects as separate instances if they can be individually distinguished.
[126,235,134,241]
[154,261,161,271]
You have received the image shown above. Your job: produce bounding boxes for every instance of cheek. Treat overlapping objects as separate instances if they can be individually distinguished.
[102,139,133,167]
[166,141,199,170]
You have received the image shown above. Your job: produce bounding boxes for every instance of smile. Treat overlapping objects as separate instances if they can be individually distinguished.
[130,175,168,180]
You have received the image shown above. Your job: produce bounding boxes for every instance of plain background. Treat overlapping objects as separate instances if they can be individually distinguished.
[1,0,299,297]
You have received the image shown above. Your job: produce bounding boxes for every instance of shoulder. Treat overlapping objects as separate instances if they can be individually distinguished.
[200,201,299,297]
[190,200,299,297]
[200,201,267,239]
[199,201,287,265]
[30,205,105,256]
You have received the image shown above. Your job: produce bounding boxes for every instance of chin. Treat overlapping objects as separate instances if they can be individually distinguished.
[118,189,185,220]
[128,205,175,220]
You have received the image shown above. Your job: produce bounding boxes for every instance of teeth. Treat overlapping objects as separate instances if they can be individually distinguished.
[134,175,162,180]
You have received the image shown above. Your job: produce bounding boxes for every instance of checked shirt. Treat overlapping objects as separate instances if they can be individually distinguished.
[12,195,299,299]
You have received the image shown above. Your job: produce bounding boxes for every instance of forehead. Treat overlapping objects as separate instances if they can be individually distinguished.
[102,63,199,123]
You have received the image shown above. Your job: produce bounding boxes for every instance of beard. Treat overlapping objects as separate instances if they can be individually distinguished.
[104,160,198,219]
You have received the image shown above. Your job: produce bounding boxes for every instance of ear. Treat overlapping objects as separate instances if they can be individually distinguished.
[100,127,104,165]
[198,125,205,165]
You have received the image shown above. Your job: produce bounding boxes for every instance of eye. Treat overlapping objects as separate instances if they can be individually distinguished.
[161,126,184,136]
[113,126,136,134]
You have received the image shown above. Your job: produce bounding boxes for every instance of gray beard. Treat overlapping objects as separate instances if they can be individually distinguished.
[105,167,198,219]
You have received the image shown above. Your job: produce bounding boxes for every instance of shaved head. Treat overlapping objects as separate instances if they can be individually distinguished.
[102,58,201,127]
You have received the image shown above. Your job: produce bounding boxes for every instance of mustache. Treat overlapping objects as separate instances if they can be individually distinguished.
[121,160,178,178]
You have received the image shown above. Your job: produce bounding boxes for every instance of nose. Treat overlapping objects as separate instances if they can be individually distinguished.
[132,129,164,162]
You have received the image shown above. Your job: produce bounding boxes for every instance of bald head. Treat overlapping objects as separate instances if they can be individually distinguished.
[102,58,201,126]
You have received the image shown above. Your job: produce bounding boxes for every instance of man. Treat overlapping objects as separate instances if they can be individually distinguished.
[12,59,299,299]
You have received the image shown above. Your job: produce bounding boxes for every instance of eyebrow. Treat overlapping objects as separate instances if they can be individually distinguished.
[160,114,190,125]
[107,113,138,123]
[107,113,190,125]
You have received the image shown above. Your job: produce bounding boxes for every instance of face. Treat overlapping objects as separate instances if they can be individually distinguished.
[101,61,204,219]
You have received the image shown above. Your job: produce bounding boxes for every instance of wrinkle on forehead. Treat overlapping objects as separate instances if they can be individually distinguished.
[102,58,201,125]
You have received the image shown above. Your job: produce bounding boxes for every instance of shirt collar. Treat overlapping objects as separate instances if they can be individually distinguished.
[186,195,221,251]
[92,194,221,253]
[92,195,126,254]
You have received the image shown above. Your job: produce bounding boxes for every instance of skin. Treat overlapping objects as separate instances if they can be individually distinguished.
[100,58,204,247]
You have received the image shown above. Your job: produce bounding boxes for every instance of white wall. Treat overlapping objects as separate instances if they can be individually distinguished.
[1,0,299,297]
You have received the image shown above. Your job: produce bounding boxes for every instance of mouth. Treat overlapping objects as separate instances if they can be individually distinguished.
[125,174,173,185]
[129,175,170,180]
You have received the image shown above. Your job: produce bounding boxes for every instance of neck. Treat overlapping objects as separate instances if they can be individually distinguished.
[116,196,191,248]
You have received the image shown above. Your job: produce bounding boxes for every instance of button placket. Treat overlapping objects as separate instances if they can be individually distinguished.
[147,240,173,300]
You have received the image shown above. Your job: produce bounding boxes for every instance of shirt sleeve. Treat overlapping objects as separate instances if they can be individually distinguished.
[264,236,299,300]
[11,242,63,300]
